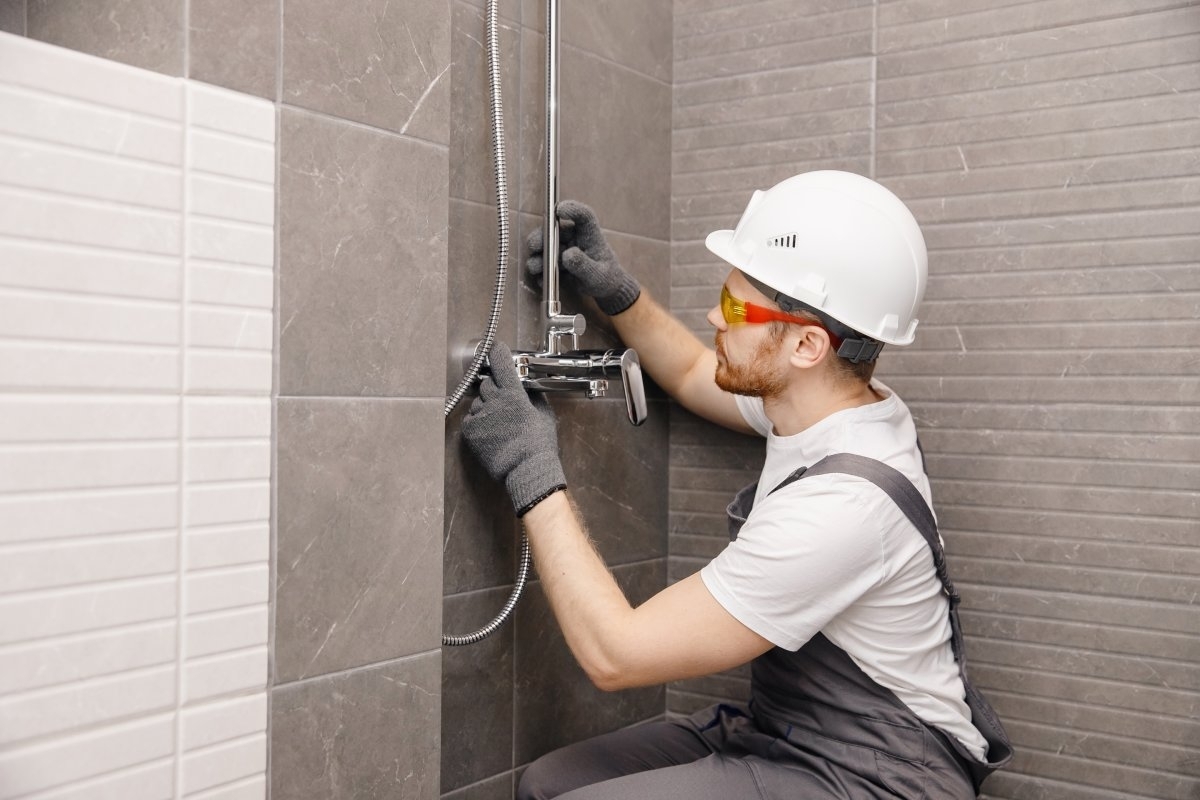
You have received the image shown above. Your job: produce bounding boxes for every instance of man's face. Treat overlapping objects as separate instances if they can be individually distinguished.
[707,271,789,399]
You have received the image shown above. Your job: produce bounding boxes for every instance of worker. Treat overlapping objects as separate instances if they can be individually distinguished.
[461,171,1012,799]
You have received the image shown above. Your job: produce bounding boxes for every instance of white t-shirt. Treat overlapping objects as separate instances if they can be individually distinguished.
[700,382,988,761]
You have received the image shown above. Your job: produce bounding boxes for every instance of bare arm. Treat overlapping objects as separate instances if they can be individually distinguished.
[523,490,772,690]
[609,289,754,435]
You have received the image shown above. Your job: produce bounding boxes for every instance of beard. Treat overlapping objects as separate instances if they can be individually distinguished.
[714,331,788,398]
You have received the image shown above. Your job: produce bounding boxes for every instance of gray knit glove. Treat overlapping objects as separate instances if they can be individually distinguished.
[462,342,567,517]
[527,200,641,316]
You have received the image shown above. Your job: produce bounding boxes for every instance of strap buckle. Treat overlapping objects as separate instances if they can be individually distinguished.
[836,338,884,364]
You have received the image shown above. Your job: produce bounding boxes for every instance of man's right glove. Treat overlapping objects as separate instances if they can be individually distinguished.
[461,342,567,517]
[527,200,641,316]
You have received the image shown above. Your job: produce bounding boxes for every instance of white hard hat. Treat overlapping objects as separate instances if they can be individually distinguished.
[705,171,928,347]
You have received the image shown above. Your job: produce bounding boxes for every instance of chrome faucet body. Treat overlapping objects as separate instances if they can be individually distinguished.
[514,348,647,425]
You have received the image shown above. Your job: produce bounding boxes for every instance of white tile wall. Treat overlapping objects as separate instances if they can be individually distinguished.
[0,33,273,799]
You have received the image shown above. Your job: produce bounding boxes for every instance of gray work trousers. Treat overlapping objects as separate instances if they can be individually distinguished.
[517,702,976,800]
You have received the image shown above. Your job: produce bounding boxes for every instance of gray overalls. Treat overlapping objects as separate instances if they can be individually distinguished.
[519,454,1012,800]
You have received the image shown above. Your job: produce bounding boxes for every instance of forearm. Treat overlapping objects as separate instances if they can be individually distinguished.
[607,289,710,399]
[522,490,636,691]
[520,490,773,691]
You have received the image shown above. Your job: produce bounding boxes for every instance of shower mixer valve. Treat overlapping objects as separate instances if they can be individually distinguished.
[544,305,587,353]
[474,344,648,426]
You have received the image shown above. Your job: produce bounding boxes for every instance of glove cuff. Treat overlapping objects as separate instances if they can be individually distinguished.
[516,483,567,517]
[596,274,641,316]
[507,452,568,517]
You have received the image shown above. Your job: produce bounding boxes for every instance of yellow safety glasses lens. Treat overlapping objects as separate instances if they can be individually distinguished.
[720,284,747,324]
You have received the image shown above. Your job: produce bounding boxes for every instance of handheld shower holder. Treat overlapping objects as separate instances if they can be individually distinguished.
[543,300,586,354]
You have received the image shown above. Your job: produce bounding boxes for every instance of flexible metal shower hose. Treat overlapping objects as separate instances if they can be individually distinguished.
[441,0,533,647]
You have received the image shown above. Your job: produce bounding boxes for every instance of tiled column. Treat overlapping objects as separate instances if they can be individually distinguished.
[0,38,188,796]
[180,83,277,797]
[0,34,275,798]
[271,0,450,798]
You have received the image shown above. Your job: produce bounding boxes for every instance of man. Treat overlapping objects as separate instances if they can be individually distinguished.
[462,171,1010,798]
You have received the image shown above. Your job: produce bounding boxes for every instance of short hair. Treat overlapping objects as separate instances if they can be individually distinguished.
[770,314,877,384]
[745,273,881,384]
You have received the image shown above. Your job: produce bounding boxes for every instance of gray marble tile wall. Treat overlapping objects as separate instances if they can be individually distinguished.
[671,2,1200,799]
[0,1,24,35]
[8,1,451,798]
[273,0,449,796]
[441,1,672,797]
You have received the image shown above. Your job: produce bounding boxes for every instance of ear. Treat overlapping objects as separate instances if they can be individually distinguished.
[787,325,835,371]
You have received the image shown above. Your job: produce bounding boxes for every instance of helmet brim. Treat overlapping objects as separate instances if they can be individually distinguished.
[704,229,743,270]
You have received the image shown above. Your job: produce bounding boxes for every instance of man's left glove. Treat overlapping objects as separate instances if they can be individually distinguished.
[462,342,567,517]
[527,201,641,316]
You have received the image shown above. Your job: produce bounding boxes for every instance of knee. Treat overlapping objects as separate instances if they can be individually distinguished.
[516,752,571,800]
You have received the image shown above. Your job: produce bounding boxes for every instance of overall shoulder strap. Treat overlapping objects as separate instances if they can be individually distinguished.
[769,453,959,608]
[798,453,958,608]
[772,453,1015,775]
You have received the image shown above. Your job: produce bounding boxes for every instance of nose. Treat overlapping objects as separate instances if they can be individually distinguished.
[706,304,727,331]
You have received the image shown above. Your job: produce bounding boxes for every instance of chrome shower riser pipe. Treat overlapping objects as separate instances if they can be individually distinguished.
[540,0,585,355]
[543,0,560,315]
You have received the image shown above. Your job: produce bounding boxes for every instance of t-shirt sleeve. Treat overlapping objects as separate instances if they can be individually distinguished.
[700,477,886,651]
[734,394,772,437]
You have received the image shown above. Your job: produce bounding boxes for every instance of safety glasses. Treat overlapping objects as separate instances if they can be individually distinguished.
[719,285,842,347]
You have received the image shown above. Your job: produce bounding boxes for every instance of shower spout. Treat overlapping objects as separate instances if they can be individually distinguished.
[515,349,647,425]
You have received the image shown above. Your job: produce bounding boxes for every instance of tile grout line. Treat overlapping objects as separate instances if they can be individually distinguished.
[665,0,677,732]
[279,102,450,152]
[272,646,444,691]
[518,22,672,90]
[265,71,283,800]
[183,0,190,80]
[455,195,670,246]
[174,78,191,800]
[511,2,525,782]
[277,0,284,106]
[870,0,878,181]
[266,4,285,796]
[274,394,455,402]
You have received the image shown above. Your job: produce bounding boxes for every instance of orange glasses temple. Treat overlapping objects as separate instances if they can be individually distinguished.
[721,285,842,347]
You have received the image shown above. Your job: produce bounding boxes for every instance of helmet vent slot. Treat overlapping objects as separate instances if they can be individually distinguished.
[767,233,797,249]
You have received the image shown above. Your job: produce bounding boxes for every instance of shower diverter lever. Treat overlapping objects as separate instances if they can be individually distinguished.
[616,348,648,426]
